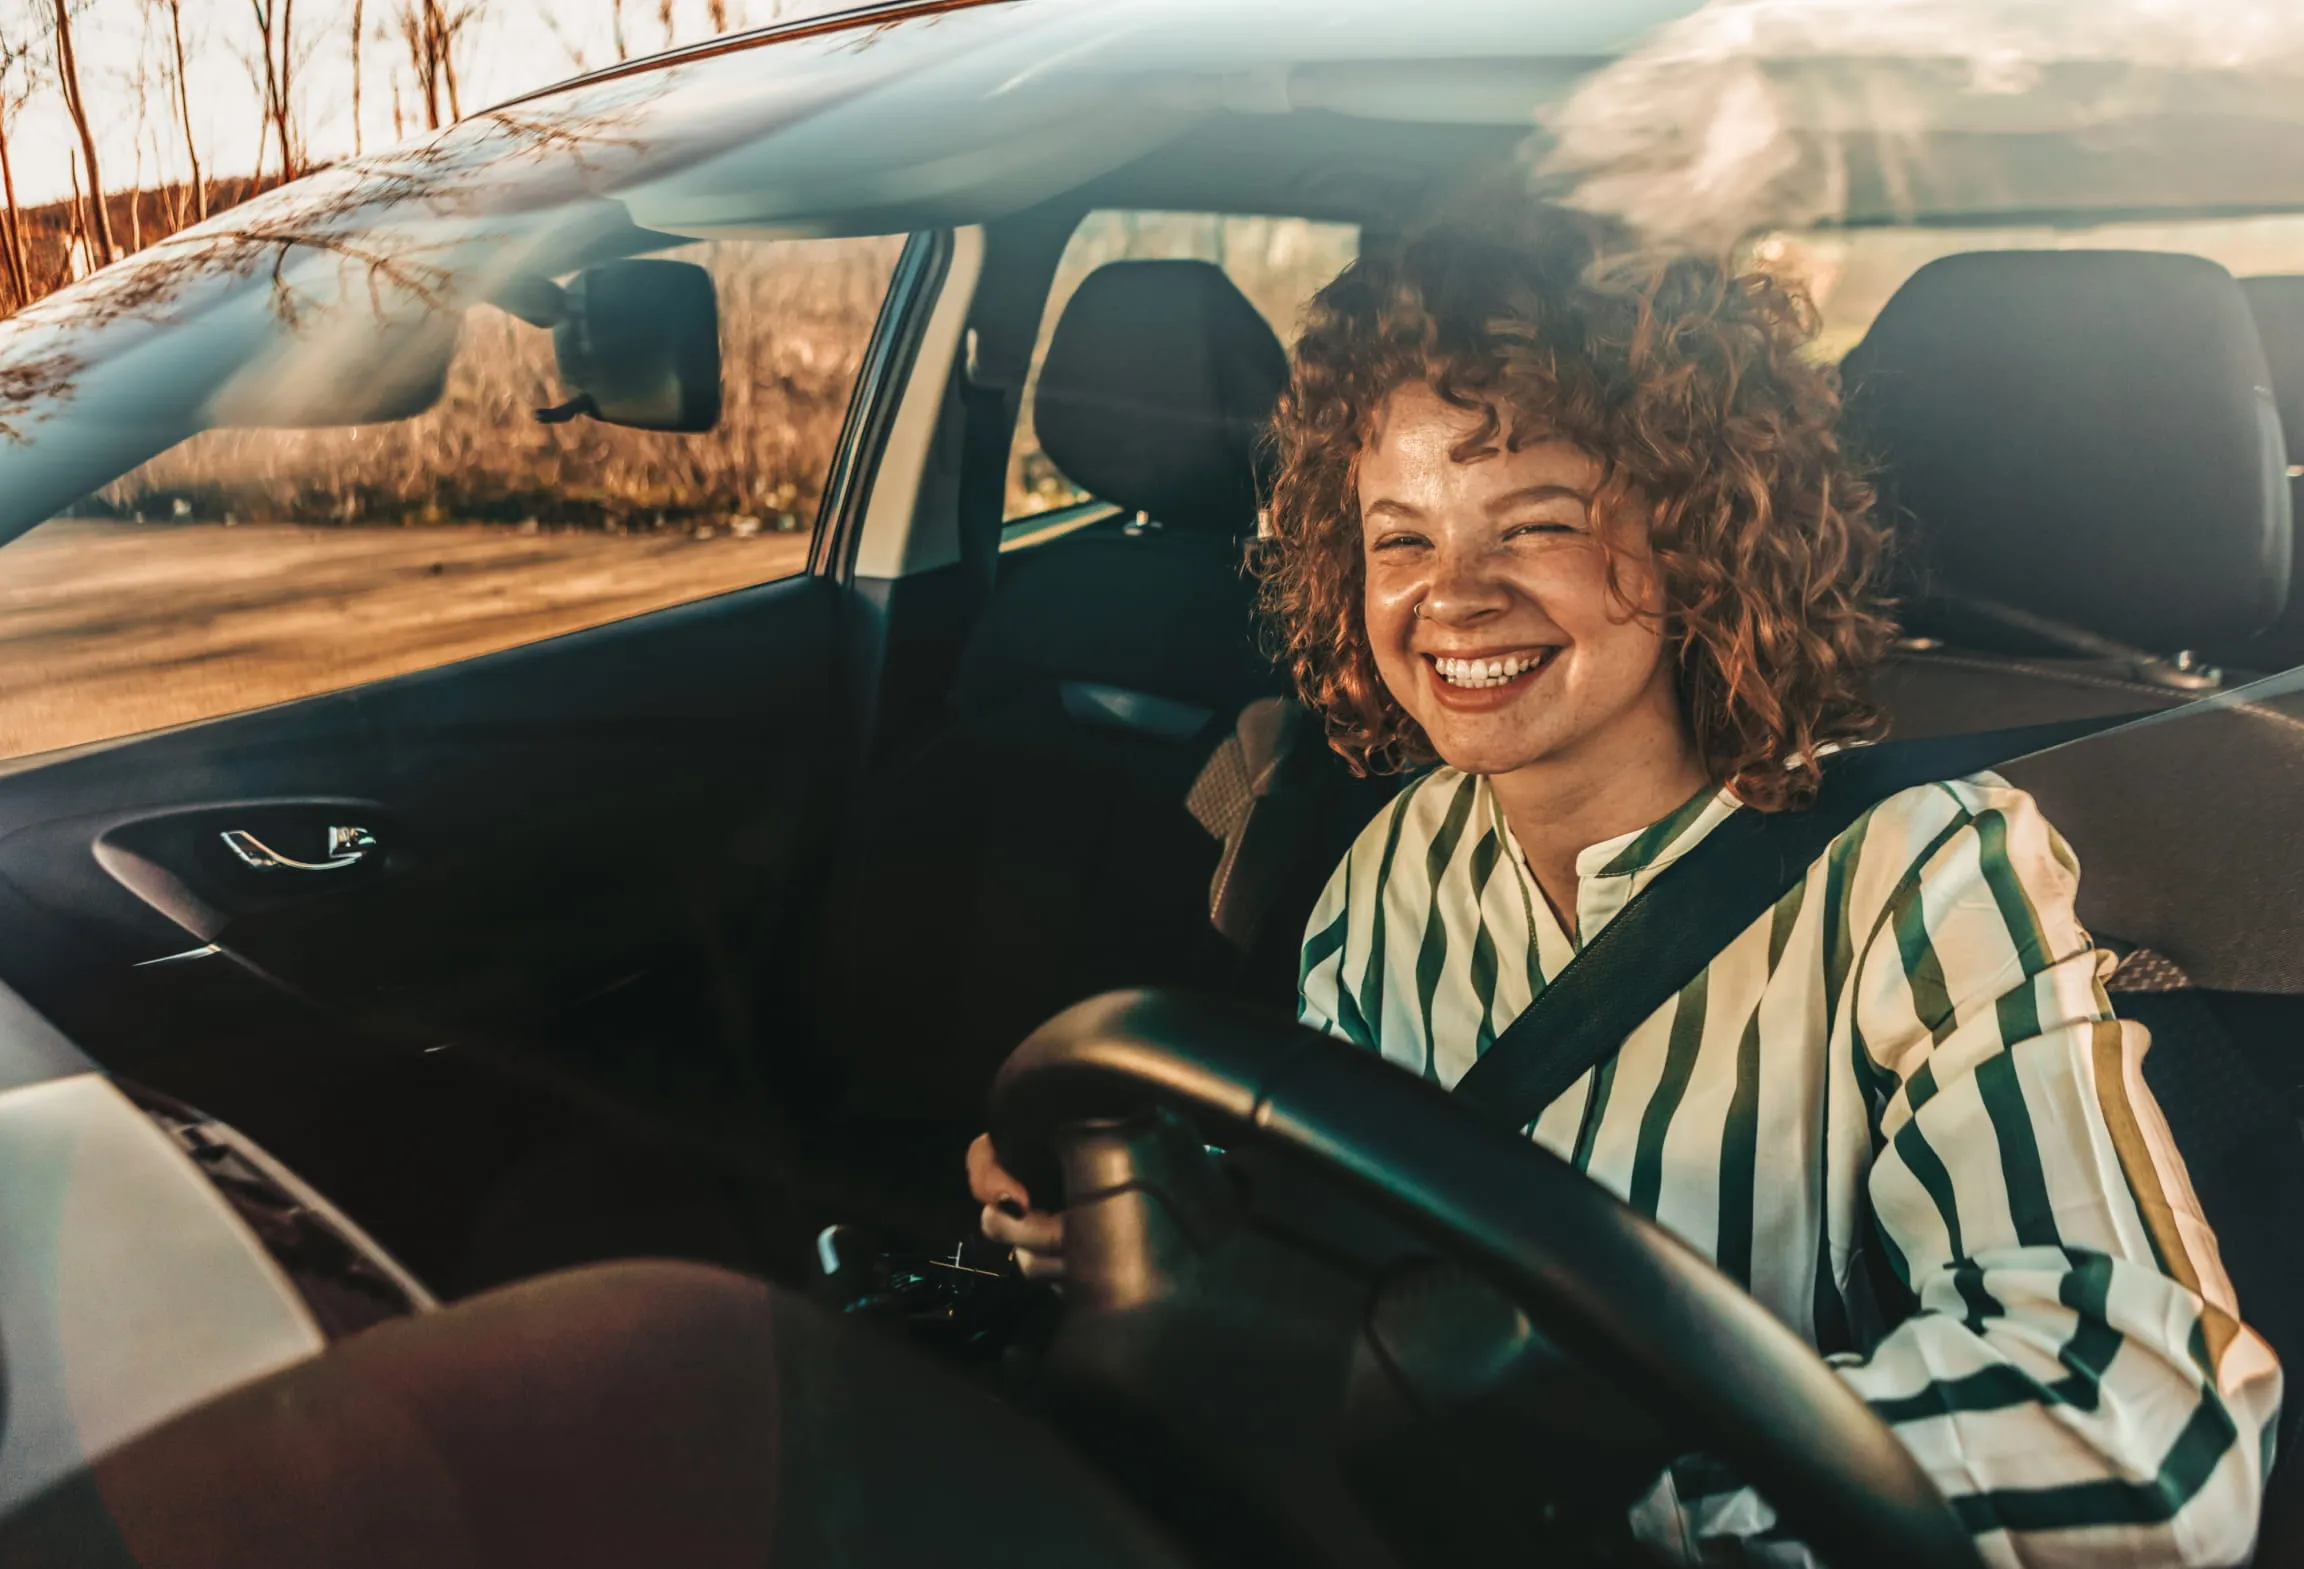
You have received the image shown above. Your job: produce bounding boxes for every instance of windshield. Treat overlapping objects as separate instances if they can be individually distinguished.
[11,0,2304,530]
[3,1,2303,1544]
[0,0,2298,951]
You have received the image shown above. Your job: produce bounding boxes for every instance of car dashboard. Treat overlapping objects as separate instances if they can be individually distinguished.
[0,990,424,1518]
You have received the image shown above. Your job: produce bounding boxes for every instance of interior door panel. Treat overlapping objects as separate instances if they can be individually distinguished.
[0,570,858,1292]
[0,570,843,1050]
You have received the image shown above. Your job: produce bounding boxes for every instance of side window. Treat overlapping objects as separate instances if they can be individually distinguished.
[1004,211,1358,532]
[0,234,908,761]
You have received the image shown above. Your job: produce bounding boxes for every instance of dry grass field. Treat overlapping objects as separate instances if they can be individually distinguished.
[0,520,812,758]
[103,237,907,532]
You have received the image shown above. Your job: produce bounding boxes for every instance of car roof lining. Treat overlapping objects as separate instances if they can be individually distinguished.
[797,108,2304,242]
[1057,113,1530,229]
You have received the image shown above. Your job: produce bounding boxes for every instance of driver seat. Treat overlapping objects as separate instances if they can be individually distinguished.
[810,260,1290,1226]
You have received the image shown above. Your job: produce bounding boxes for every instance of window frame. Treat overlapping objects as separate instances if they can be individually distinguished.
[813,229,958,584]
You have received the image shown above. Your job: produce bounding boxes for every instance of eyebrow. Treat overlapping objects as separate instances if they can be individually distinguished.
[1362,483,1594,526]
[1484,484,1592,515]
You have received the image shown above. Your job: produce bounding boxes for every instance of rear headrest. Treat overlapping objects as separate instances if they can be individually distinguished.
[1843,250,2290,653]
[1032,260,1289,537]
[2242,276,2304,455]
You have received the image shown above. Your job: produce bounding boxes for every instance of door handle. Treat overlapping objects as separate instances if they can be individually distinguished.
[220,825,377,872]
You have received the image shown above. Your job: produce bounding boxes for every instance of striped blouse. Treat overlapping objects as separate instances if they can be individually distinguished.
[1297,766,2281,1567]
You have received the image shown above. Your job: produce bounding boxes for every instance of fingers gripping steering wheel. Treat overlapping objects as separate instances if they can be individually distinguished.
[988,990,1984,1569]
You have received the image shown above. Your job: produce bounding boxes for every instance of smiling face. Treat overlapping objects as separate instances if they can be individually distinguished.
[1358,382,1692,785]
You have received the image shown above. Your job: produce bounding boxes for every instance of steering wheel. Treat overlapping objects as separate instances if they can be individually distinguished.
[989,989,1986,1569]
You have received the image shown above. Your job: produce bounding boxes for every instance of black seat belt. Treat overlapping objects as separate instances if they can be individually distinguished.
[1450,712,2146,1133]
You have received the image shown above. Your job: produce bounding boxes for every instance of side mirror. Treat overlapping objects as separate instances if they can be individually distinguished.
[535,258,721,432]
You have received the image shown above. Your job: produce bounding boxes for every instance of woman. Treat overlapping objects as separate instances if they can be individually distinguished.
[970,203,2278,1564]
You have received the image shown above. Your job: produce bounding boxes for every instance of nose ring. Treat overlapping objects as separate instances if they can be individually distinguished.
[1411,602,1426,620]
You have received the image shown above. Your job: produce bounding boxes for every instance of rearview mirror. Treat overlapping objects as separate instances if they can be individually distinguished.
[536,258,721,432]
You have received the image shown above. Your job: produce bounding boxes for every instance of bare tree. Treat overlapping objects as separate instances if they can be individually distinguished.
[397,0,481,129]
[151,0,207,222]
[398,1,438,128]
[122,12,169,254]
[280,0,300,175]
[611,0,630,62]
[247,0,302,183]
[708,0,731,32]
[154,117,184,233]
[245,50,270,183]
[349,0,364,154]
[438,0,476,120]
[51,0,114,268]
[0,32,35,308]
[127,142,145,253]
[64,149,86,280]
[245,8,274,184]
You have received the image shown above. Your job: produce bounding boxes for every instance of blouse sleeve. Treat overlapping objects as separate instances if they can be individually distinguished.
[1648,779,2282,1567]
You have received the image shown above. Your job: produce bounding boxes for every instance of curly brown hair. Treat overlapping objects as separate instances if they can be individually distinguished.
[1255,201,1892,812]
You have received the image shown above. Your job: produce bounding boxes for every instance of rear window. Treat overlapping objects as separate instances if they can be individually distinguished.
[1755,215,2304,361]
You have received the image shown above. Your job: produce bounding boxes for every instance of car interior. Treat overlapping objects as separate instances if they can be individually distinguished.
[4,9,2304,1565]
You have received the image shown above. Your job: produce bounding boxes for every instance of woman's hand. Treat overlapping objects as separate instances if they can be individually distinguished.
[966,1132,1066,1281]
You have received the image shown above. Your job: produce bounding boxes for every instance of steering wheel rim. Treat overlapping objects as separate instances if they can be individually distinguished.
[989,988,1986,1569]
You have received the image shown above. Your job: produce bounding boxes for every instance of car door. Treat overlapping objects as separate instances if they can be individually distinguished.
[0,224,952,1286]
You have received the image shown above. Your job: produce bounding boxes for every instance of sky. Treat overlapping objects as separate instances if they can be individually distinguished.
[5,0,848,207]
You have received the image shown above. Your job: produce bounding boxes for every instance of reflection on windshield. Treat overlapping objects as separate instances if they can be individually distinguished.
[1538,0,2304,247]
[0,11,945,519]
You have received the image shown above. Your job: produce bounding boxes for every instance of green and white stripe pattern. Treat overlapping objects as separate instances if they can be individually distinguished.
[1299,767,2282,1567]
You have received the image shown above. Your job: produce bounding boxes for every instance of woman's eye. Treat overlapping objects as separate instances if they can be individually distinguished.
[1370,532,1428,553]
[1506,520,1580,540]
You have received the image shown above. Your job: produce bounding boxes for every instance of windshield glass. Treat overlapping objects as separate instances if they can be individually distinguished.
[2,1,2303,1537]
[0,0,2300,798]
[12,0,2304,531]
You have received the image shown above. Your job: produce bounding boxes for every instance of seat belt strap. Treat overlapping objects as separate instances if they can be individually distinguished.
[1449,712,2146,1134]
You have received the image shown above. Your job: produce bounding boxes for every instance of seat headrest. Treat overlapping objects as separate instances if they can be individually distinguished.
[1843,250,2291,653]
[1032,260,1289,537]
[2242,276,2304,455]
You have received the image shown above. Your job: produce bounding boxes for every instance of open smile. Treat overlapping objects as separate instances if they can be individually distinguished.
[1425,647,1561,692]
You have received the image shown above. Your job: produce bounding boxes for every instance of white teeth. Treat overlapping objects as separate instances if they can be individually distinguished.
[1432,651,1553,688]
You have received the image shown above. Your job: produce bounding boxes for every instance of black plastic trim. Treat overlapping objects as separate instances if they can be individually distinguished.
[482,0,1018,117]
